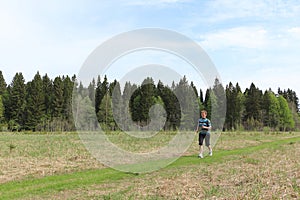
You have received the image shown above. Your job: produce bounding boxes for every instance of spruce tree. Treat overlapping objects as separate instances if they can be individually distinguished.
[139,77,156,125]
[97,75,109,122]
[199,89,204,104]
[98,92,114,129]
[0,71,7,95]
[234,83,244,129]
[52,76,64,118]
[204,88,211,116]
[173,76,198,130]
[211,78,226,130]
[88,78,96,106]
[122,82,133,130]
[0,95,4,123]
[244,83,263,130]
[24,72,44,130]
[62,76,74,120]
[225,82,235,130]
[42,74,53,119]
[225,82,244,130]
[111,81,122,130]
[95,75,102,115]
[8,72,26,130]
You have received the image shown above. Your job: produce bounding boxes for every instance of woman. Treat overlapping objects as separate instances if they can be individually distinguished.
[195,110,212,158]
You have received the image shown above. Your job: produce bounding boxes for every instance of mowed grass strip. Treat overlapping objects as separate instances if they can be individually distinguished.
[0,168,133,199]
[0,136,299,199]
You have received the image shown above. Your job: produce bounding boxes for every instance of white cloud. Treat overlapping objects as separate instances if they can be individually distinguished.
[287,27,300,39]
[204,0,300,22]
[199,27,268,50]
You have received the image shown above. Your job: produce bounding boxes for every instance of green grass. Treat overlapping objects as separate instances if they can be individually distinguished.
[0,168,133,199]
[0,135,299,199]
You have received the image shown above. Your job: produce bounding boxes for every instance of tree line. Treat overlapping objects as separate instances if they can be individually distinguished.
[0,70,299,132]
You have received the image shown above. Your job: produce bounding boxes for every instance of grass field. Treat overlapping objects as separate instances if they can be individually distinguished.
[0,131,299,199]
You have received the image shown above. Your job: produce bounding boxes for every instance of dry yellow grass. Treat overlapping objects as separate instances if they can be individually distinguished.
[1,131,299,199]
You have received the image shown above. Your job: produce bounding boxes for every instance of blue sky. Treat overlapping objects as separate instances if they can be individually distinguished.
[0,0,300,96]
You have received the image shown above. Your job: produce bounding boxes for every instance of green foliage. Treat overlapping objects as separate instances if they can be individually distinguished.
[0,95,4,123]
[244,83,263,127]
[0,70,299,132]
[278,88,299,112]
[88,78,95,105]
[278,95,295,131]
[52,76,64,118]
[211,78,226,130]
[173,76,199,130]
[121,82,134,131]
[74,95,97,130]
[42,74,53,118]
[0,71,7,95]
[24,72,44,130]
[62,75,74,121]
[263,90,280,129]
[225,82,244,131]
[157,80,180,130]
[95,75,102,115]
[129,77,157,127]
[8,73,26,129]
[98,93,114,130]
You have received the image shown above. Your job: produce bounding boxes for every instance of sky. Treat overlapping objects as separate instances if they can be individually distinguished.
[0,0,300,96]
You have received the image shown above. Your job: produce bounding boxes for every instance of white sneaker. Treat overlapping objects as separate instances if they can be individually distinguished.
[209,151,213,156]
[198,153,203,158]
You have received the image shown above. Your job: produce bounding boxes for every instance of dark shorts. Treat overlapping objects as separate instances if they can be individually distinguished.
[199,133,210,146]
